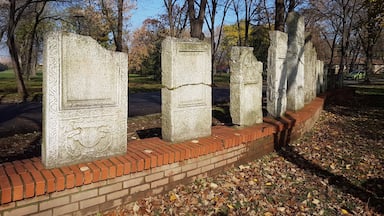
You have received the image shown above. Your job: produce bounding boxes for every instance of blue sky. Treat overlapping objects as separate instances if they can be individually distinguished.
[130,0,238,31]
[130,0,165,30]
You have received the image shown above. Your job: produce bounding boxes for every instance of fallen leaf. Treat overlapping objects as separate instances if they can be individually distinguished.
[209,182,218,189]
[341,209,350,215]
[169,193,177,202]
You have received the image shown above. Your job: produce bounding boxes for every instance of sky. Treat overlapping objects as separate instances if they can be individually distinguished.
[130,0,238,31]
[130,0,165,30]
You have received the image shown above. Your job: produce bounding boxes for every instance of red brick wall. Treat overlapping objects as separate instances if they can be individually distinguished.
[0,96,325,216]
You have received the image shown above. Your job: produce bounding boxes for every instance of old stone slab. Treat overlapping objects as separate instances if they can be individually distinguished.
[304,40,317,103]
[267,31,288,117]
[43,32,128,168]
[321,61,327,93]
[316,60,325,94]
[230,46,263,126]
[161,37,211,142]
[286,12,305,111]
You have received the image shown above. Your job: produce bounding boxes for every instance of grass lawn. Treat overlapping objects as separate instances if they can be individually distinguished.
[348,83,384,96]
[0,69,43,102]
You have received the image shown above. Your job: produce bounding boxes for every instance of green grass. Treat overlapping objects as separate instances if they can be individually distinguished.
[348,84,384,95]
[213,73,230,87]
[128,74,162,94]
[0,69,43,102]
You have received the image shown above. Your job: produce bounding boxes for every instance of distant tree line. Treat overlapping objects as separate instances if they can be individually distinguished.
[0,0,383,100]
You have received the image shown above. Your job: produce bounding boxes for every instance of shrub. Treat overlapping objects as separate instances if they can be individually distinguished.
[0,62,8,72]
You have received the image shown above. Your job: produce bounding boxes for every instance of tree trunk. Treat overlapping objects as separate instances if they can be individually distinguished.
[26,2,47,80]
[116,0,123,51]
[187,0,207,40]
[244,0,250,46]
[210,0,216,86]
[275,0,285,31]
[365,42,374,81]
[233,1,242,45]
[164,0,175,37]
[7,0,29,101]
[288,0,295,12]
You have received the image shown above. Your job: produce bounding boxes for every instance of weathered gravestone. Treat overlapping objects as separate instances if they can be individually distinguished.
[310,45,318,100]
[267,31,288,117]
[304,40,317,103]
[43,32,128,168]
[286,12,305,111]
[316,60,325,94]
[162,37,211,142]
[321,62,327,93]
[230,46,263,126]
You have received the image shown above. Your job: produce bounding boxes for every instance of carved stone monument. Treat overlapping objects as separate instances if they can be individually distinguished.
[43,32,128,168]
[162,37,211,142]
[304,40,317,103]
[230,46,263,126]
[286,12,305,111]
[267,31,288,117]
[321,61,327,93]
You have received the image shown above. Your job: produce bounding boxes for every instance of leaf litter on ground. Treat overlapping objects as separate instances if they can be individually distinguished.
[104,92,384,216]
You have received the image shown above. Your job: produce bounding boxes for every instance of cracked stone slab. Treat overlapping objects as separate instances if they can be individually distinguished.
[161,37,212,143]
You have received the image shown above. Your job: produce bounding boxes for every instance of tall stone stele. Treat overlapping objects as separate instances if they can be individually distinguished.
[267,31,288,117]
[43,32,128,168]
[286,12,305,111]
[230,46,263,126]
[162,37,212,142]
[304,40,317,104]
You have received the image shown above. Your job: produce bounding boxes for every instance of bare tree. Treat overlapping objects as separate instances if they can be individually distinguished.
[305,0,363,88]
[187,0,207,39]
[232,0,261,46]
[275,0,285,31]
[288,0,295,12]
[116,0,123,51]
[357,0,384,81]
[6,0,32,101]
[101,0,123,51]
[24,1,48,80]
[162,0,188,37]
[205,0,231,81]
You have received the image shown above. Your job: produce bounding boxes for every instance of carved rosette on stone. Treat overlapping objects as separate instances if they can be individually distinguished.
[43,32,128,168]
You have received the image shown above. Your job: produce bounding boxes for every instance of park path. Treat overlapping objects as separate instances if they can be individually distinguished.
[0,88,230,137]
